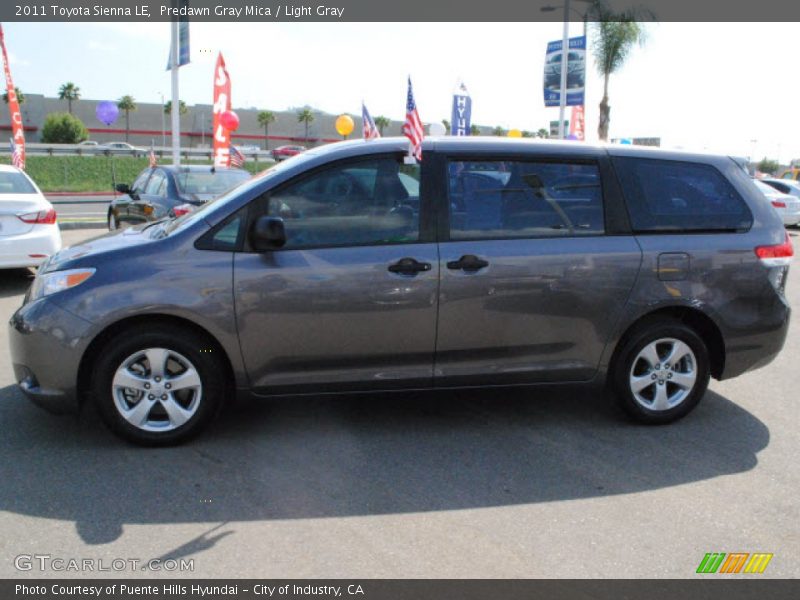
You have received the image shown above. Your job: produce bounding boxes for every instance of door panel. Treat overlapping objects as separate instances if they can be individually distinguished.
[234,245,439,393]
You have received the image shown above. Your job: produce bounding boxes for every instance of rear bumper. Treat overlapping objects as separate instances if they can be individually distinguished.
[8,297,94,414]
[719,299,791,380]
[0,225,62,269]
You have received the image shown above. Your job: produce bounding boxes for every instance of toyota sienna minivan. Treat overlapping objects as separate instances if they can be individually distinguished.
[9,138,793,445]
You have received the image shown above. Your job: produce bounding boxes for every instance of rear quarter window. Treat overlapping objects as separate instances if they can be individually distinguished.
[612,157,753,233]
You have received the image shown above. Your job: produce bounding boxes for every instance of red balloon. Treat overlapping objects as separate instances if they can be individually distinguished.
[220,110,240,131]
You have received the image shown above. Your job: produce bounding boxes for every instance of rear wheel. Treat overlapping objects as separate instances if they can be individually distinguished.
[611,320,710,424]
[92,326,225,445]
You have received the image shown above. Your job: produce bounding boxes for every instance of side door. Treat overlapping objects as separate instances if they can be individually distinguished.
[233,153,439,393]
[116,169,152,226]
[435,154,642,386]
[130,169,167,222]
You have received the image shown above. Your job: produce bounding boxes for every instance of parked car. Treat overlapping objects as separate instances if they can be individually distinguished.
[752,179,800,226]
[0,165,62,269]
[9,138,792,445]
[108,165,251,230]
[272,145,306,161]
[106,141,146,156]
[761,177,800,200]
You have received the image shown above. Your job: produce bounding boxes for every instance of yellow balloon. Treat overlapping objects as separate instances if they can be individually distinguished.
[336,114,355,137]
[507,129,522,138]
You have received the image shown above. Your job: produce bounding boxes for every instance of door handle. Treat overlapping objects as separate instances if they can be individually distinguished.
[388,257,432,275]
[446,254,489,272]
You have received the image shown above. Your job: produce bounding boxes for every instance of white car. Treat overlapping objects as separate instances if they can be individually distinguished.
[753,179,800,226]
[0,165,62,268]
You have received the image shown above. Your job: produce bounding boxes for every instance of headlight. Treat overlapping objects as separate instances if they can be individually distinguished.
[29,268,96,301]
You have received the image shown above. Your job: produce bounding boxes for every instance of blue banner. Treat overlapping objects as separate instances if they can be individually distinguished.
[543,35,585,107]
[166,1,191,69]
[451,81,472,136]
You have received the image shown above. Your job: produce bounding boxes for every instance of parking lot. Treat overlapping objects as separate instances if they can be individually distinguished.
[0,228,797,578]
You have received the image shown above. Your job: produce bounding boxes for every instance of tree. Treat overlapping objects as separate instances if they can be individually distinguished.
[470,124,481,136]
[2,87,24,105]
[757,157,780,175]
[590,1,653,141]
[257,110,276,150]
[492,126,505,136]
[374,116,391,135]
[536,128,549,139]
[58,82,81,114]
[41,112,88,143]
[297,108,315,141]
[164,100,187,116]
[117,95,136,142]
[522,130,534,138]
[442,119,451,134]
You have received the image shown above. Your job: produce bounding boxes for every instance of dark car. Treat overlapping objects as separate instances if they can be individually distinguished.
[108,165,251,230]
[10,138,792,445]
[271,145,306,161]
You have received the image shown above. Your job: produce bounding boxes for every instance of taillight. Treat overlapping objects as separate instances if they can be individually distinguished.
[771,200,786,208]
[755,232,794,267]
[172,203,193,217]
[18,208,57,225]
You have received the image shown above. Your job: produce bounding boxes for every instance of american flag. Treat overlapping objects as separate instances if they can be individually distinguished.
[9,138,23,169]
[148,146,157,168]
[229,144,245,168]
[362,102,380,140]
[402,77,424,161]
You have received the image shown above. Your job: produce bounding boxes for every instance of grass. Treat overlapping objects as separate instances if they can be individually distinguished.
[1,155,268,193]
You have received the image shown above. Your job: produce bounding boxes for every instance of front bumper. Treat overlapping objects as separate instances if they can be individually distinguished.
[8,297,95,414]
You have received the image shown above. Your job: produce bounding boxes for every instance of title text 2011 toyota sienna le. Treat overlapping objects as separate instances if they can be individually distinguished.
[9,138,793,445]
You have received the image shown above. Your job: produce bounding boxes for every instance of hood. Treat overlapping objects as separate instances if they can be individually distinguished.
[42,223,156,273]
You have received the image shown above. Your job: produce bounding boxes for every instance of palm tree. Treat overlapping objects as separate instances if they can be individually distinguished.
[117,95,136,142]
[2,87,24,105]
[470,124,481,136]
[164,100,188,116]
[492,126,505,136]
[296,108,315,141]
[58,82,81,114]
[257,110,276,150]
[590,1,653,141]
[536,128,549,139]
[442,119,451,134]
[374,116,391,136]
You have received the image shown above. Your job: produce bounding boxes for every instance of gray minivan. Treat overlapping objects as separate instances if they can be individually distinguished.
[9,138,793,445]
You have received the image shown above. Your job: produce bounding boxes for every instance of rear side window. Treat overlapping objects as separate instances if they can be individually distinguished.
[612,157,752,232]
[447,160,604,240]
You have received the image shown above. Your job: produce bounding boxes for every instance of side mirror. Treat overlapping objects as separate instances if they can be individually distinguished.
[250,216,286,252]
[115,183,131,194]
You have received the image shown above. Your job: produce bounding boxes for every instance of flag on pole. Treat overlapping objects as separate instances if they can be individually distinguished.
[0,25,25,170]
[10,138,23,169]
[212,52,232,168]
[229,144,245,168]
[149,145,158,168]
[450,80,472,136]
[402,77,424,160]
[362,102,380,140]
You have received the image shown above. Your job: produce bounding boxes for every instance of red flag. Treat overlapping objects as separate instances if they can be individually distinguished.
[570,105,585,141]
[212,52,232,168]
[0,25,25,170]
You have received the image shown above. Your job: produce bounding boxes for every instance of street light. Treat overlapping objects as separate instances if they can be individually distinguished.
[542,0,593,139]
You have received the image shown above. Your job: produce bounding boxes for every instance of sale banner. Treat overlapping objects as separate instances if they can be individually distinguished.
[0,25,25,169]
[570,105,585,141]
[212,52,232,168]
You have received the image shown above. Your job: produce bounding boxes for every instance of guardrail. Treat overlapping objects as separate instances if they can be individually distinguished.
[1,143,276,161]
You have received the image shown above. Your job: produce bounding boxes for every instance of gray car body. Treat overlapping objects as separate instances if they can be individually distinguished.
[8,137,791,413]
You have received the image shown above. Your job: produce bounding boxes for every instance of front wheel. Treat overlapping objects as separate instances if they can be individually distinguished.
[92,327,225,445]
[611,320,710,424]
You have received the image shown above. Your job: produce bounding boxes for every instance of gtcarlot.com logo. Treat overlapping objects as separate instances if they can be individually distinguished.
[696,552,773,574]
[14,554,194,573]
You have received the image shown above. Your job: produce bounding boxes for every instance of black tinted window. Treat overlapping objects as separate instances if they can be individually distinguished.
[447,160,604,239]
[268,157,420,249]
[612,157,752,232]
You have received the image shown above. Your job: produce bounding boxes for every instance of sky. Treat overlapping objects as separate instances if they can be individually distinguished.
[3,21,799,163]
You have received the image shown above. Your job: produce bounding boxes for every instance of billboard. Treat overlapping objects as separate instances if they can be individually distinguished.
[543,35,586,107]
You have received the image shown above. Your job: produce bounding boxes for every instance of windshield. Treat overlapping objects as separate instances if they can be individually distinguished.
[0,171,37,194]
[175,169,251,196]
[163,150,321,236]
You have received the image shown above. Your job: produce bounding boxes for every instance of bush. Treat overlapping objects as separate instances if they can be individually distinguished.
[40,112,89,144]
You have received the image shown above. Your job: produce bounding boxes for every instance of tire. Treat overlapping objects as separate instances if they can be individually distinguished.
[92,326,226,445]
[610,319,710,424]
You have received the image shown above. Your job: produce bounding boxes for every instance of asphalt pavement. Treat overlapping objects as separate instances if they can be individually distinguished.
[48,195,112,229]
[0,229,797,578]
